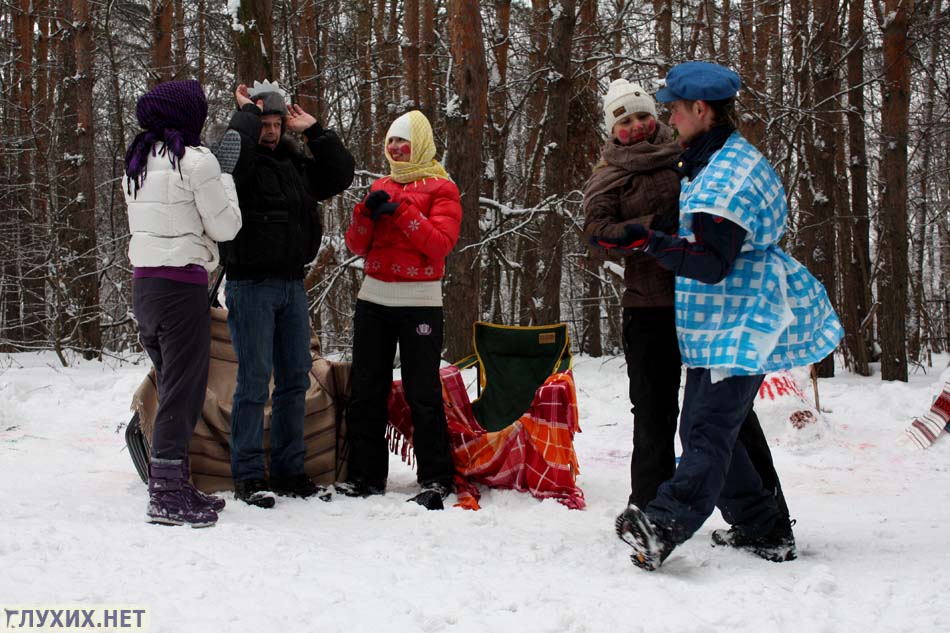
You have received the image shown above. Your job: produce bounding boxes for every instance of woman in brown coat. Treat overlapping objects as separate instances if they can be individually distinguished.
[582,79,684,510]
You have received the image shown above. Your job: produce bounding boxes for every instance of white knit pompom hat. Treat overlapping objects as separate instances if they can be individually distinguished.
[602,79,657,133]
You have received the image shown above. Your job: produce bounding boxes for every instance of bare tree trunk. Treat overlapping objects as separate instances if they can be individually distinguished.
[420,0,436,116]
[402,0,420,108]
[73,0,100,357]
[197,0,206,84]
[808,0,839,377]
[535,0,576,325]
[877,0,913,381]
[174,0,187,78]
[295,0,324,120]
[356,1,374,167]
[840,0,871,375]
[150,0,173,84]
[914,0,942,357]
[654,0,672,74]
[443,0,488,361]
[516,0,549,325]
[575,0,602,355]
[483,0,511,321]
[231,0,275,82]
[720,0,731,61]
[610,0,625,80]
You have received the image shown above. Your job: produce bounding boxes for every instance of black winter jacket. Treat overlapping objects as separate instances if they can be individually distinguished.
[221,104,355,280]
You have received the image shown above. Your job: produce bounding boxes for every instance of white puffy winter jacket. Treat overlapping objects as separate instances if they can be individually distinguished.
[124,144,242,271]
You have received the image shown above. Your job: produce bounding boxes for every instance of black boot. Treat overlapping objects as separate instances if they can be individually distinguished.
[407,481,451,511]
[615,505,675,571]
[334,480,386,498]
[271,474,332,501]
[234,478,277,509]
[711,516,797,562]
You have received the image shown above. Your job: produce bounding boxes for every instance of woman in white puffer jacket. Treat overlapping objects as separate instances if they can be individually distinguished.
[123,80,242,528]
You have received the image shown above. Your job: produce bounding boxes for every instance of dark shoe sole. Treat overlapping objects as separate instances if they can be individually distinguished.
[146,515,216,528]
[615,508,663,571]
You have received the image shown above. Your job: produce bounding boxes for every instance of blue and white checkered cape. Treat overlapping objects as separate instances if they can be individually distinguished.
[675,132,842,375]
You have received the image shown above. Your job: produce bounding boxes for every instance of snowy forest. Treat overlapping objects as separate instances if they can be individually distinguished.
[0,0,944,382]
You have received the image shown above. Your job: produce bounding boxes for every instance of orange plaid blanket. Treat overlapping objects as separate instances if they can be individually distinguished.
[387,366,585,510]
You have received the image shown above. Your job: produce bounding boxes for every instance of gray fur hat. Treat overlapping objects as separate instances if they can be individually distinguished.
[248,80,288,116]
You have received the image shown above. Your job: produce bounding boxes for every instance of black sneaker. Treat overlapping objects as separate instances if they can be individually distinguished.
[234,479,276,509]
[711,517,797,562]
[408,481,451,511]
[270,474,332,502]
[334,480,386,498]
[615,505,676,571]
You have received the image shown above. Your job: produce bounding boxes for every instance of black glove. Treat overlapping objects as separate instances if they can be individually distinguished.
[371,201,400,221]
[591,223,652,251]
[363,190,391,212]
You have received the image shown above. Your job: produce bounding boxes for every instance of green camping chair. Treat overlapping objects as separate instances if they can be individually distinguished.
[455,322,572,432]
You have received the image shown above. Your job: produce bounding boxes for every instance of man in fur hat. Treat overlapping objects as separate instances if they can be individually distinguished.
[219,80,355,508]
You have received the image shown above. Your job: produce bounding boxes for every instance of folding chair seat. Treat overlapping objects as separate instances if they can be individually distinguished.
[387,322,584,509]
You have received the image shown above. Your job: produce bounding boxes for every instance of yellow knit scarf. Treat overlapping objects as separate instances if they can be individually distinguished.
[385,110,450,184]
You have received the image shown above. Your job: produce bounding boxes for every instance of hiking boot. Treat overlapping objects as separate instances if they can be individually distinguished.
[334,480,386,498]
[711,517,797,562]
[234,478,277,509]
[615,505,675,571]
[147,459,218,528]
[182,462,226,512]
[408,481,451,511]
[270,473,332,502]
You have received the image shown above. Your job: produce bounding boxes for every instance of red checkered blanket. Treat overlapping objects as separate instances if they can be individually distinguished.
[387,366,585,510]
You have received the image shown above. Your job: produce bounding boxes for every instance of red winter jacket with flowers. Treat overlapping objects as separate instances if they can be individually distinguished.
[345,176,462,282]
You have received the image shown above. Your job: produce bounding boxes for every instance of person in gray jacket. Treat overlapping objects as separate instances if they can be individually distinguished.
[124,80,242,528]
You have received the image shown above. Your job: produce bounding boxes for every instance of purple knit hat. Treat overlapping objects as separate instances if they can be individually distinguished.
[124,80,208,197]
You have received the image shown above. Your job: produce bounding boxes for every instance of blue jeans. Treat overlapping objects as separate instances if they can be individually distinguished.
[226,279,312,481]
[646,368,778,542]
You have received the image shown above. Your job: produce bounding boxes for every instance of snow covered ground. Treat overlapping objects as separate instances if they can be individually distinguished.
[1,351,949,633]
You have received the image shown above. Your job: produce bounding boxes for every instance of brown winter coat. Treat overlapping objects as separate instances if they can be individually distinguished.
[582,123,683,308]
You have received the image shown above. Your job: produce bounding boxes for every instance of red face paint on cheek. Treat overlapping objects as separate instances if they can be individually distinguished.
[617,128,630,143]
[647,119,657,136]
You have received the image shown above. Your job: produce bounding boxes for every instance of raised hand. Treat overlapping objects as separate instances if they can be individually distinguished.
[285,103,318,133]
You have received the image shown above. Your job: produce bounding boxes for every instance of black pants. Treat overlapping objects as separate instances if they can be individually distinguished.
[622,307,789,518]
[345,300,454,489]
[132,277,210,461]
[623,307,681,509]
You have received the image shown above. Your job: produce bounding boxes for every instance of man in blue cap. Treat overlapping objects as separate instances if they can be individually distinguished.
[592,61,842,570]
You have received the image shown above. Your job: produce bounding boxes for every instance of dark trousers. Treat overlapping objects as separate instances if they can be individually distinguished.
[623,307,681,508]
[647,369,780,542]
[226,279,312,481]
[622,308,790,519]
[345,300,454,489]
[132,277,210,461]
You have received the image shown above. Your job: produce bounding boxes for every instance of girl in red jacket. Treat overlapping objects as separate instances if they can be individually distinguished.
[339,110,461,510]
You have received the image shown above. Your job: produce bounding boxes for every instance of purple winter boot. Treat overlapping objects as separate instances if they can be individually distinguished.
[182,460,226,512]
[147,459,218,528]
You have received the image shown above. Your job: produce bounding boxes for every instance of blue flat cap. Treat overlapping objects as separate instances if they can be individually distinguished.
[655,61,741,103]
